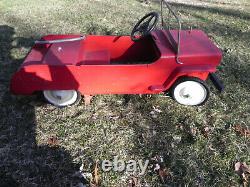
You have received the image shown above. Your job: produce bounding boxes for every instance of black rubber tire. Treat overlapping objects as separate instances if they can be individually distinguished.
[170,77,210,106]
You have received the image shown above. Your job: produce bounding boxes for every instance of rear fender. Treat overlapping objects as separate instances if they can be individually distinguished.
[10,65,80,95]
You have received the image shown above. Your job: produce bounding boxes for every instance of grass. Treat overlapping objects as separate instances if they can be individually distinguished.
[0,0,249,186]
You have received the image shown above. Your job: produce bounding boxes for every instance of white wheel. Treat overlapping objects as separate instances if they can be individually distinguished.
[43,90,80,107]
[171,78,209,106]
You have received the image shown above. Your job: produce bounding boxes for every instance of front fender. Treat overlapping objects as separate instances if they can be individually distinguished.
[163,65,216,90]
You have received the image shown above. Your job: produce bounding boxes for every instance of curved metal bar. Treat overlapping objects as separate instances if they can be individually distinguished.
[161,0,183,64]
[35,35,85,44]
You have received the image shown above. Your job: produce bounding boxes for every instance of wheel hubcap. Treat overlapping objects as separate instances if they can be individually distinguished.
[43,90,78,106]
[174,81,207,106]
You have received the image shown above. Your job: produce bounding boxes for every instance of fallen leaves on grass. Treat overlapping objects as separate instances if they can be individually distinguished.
[150,106,162,118]
[91,161,100,187]
[202,126,211,138]
[158,167,171,184]
[47,135,59,146]
[235,162,250,186]
[190,126,198,136]
[151,155,172,184]
[234,125,250,138]
[128,177,140,187]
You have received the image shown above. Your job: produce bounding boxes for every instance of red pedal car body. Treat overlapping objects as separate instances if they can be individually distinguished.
[10,0,224,107]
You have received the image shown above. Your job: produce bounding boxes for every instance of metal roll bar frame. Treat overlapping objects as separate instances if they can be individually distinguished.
[161,0,183,64]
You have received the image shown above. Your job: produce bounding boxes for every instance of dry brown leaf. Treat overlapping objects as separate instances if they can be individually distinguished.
[158,168,171,183]
[190,127,197,136]
[202,126,211,138]
[91,160,100,187]
[235,162,250,183]
[128,177,138,187]
[242,163,250,173]
[234,125,250,138]
[47,135,59,146]
[235,162,241,173]
[152,155,172,184]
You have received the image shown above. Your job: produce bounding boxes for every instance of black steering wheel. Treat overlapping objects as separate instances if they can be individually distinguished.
[131,12,159,41]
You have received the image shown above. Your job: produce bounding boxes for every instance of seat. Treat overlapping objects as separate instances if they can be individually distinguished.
[82,50,110,65]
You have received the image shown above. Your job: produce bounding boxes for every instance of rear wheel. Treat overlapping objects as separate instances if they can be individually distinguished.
[43,90,81,107]
[171,77,210,106]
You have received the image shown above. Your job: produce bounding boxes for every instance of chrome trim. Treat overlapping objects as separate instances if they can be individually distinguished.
[35,35,85,44]
[161,0,182,64]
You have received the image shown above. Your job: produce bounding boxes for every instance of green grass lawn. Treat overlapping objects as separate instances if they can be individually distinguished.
[0,0,249,186]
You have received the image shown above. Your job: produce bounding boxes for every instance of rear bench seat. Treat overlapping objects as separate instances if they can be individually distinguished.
[81,50,110,65]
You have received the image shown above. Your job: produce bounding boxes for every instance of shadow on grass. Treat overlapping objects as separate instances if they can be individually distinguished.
[122,95,202,186]
[168,1,250,20]
[121,93,243,186]
[0,25,79,186]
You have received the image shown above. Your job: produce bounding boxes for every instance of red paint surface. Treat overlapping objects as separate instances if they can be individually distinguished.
[10,29,222,95]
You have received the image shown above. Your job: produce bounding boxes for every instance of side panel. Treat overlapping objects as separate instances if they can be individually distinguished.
[10,59,217,95]
[10,62,173,95]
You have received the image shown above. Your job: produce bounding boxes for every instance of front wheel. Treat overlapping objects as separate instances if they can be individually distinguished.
[43,90,81,107]
[171,77,210,106]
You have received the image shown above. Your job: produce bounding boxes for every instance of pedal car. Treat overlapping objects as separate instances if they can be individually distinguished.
[10,0,224,107]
